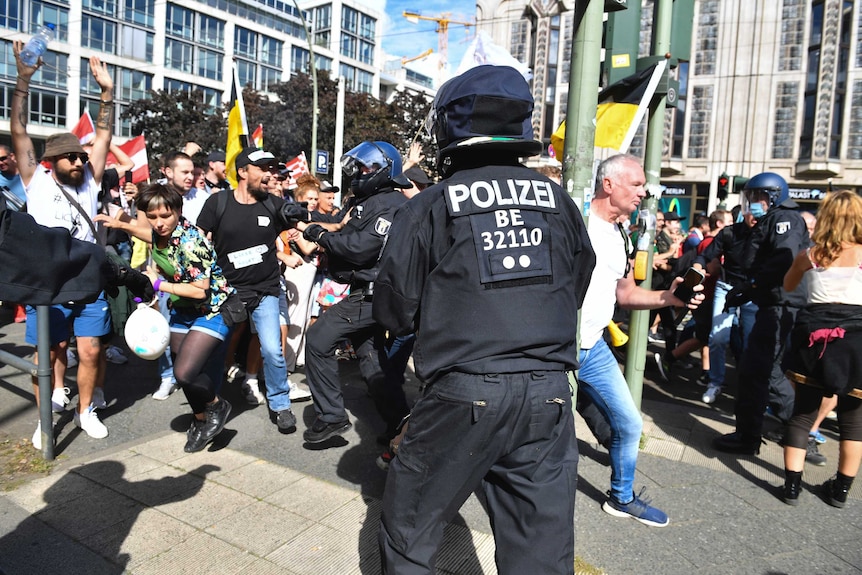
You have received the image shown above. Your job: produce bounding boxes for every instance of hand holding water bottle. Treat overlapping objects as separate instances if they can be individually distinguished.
[19,23,55,67]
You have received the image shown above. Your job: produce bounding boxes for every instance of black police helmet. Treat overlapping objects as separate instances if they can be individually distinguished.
[340,141,411,199]
[743,172,790,209]
[428,65,542,175]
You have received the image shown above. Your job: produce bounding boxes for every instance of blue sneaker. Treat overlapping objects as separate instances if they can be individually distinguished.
[810,430,827,444]
[602,487,669,527]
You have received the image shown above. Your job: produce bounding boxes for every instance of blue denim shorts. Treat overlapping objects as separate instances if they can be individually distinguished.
[170,308,231,341]
[25,293,112,345]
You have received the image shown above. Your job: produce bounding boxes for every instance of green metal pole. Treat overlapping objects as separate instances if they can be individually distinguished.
[292,0,318,164]
[562,0,603,401]
[623,0,673,408]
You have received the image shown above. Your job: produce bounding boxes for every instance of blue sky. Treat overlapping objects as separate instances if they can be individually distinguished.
[369,0,477,82]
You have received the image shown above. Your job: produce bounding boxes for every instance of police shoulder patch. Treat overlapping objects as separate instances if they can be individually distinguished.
[775,221,791,235]
[375,217,392,235]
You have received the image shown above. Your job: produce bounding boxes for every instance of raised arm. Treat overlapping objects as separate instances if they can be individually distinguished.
[10,40,40,186]
[87,56,115,184]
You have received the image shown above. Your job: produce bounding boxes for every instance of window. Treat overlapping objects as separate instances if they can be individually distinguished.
[84,0,117,16]
[124,0,154,28]
[694,0,718,76]
[341,34,356,59]
[780,0,805,72]
[687,85,713,159]
[847,79,862,159]
[356,68,373,94]
[260,36,281,67]
[165,79,221,110]
[119,68,151,101]
[82,15,117,54]
[291,45,309,75]
[670,63,688,158]
[342,7,357,34]
[773,82,799,159]
[314,5,331,30]
[198,47,222,80]
[510,21,528,63]
[165,38,194,73]
[237,59,255,88]
[199,15,224,49]
[260,67,281,91]
[34,51,67,89]
[235,27,257,59]
[29,91,66,127]
[31,1,70,42]
[166,3,194,40]
[121,25,153,61]
[358,40,374,65]
[339,6,375,62]
[0,40,16,80]
[1,0,23,31]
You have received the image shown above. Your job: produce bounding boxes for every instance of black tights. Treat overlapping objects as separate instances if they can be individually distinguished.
[785,385,862,449]
[171,330,223,415]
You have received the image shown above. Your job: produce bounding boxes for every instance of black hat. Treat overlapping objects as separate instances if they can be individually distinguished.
[235,147,277,170]
[430,65,543,161]
[663,210,686,222]
[207,150,226,163]
[404,166,432,186]
[319,180,339,193]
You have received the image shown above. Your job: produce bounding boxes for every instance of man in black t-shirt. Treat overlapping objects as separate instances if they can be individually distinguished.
[196,147,296,431]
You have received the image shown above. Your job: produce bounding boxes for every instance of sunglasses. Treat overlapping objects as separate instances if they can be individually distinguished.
[0,155,8,162]
[59,152,89,164]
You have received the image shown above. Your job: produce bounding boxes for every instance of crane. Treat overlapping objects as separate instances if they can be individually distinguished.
[401,48,433,66]
[402,11,474,81]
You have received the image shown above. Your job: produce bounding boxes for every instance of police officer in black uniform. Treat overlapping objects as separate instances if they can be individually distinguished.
[713,172,809,454]
[296,141,411,444]
[372,65,595,575]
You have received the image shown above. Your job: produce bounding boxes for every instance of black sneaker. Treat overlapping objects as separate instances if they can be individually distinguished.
[822,476,851,508]
[184,398,231,453]
[712,431,761,455]
[805,437,827,467]
[276,408,297,431]
[303,417,352,443]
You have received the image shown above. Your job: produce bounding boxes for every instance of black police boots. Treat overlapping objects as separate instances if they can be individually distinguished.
[712,431,762,455]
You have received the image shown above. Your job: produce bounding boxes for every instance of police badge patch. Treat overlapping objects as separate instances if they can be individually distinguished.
[776,221,791,234]
[375,217,392,235]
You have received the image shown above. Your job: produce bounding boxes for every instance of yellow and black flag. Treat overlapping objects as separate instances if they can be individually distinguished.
[226,63,249,188]
[551,61,666,158]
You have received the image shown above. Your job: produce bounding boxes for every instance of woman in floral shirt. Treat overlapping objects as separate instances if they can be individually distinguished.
[99,183,235,452]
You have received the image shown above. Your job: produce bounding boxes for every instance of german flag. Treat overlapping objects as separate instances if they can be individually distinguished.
[226,63,249,188]
[551,62,664,158]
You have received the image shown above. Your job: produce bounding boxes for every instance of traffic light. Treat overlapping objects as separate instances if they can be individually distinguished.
[717,172,730,201]
[733,176,749,194]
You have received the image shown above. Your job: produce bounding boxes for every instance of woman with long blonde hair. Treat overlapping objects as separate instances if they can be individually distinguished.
[782,190,862,507]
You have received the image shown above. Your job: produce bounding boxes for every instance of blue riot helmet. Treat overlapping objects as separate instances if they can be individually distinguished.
[742,172,790,214]
[340,141,411,198]
[427,65,543,177]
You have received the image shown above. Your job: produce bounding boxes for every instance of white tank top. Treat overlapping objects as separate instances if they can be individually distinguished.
[805,251,862,305]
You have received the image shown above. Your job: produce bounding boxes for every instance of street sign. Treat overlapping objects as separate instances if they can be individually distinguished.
[316,150,329,174]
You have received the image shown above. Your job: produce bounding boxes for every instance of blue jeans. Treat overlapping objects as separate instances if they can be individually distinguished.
[249,294,291,412]
[707,281,758,388]
[578,339,642,503]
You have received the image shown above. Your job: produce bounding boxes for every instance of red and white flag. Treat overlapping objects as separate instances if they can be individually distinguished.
[71,110,95,144]
[107,135,149,183]
[251,124,264,148]
[285,152,309,189]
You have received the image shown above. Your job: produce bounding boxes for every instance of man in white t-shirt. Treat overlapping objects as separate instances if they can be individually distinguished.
[12,43,116,446]
[161,150,209,225]
[576,154,703,528]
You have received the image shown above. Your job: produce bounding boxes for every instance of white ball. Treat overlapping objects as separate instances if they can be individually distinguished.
[124,304,170,360]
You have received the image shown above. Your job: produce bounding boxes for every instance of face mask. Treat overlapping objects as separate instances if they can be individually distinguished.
[749,203,766,219]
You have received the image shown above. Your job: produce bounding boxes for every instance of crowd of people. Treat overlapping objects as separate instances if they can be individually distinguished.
[4,40,862,575]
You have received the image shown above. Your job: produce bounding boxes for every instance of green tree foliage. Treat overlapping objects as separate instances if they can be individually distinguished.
[122,74,436,179]
[121,90,226,174]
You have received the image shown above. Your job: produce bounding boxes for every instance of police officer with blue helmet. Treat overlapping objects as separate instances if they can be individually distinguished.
[373,65,595,575]
[713,172,809,454]
[296,141,411,444]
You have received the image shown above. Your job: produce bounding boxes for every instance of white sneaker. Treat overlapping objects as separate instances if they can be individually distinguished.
[66,348,78,368]
[702,385,721,404]
[91,387,107,409]
[242,380,265,405]
[105,345,128,364]
[51,387,71,413]
[289,380,312,402]
[74,405,109,439]
[32,420,53,450]
[225,363,245,384]
[152,378,177,400]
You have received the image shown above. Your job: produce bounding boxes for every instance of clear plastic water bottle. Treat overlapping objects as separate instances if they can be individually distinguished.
[19,23,56,67]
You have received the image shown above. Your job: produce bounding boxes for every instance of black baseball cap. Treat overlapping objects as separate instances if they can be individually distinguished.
[207,150,226,163]
[235,147,277,170]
